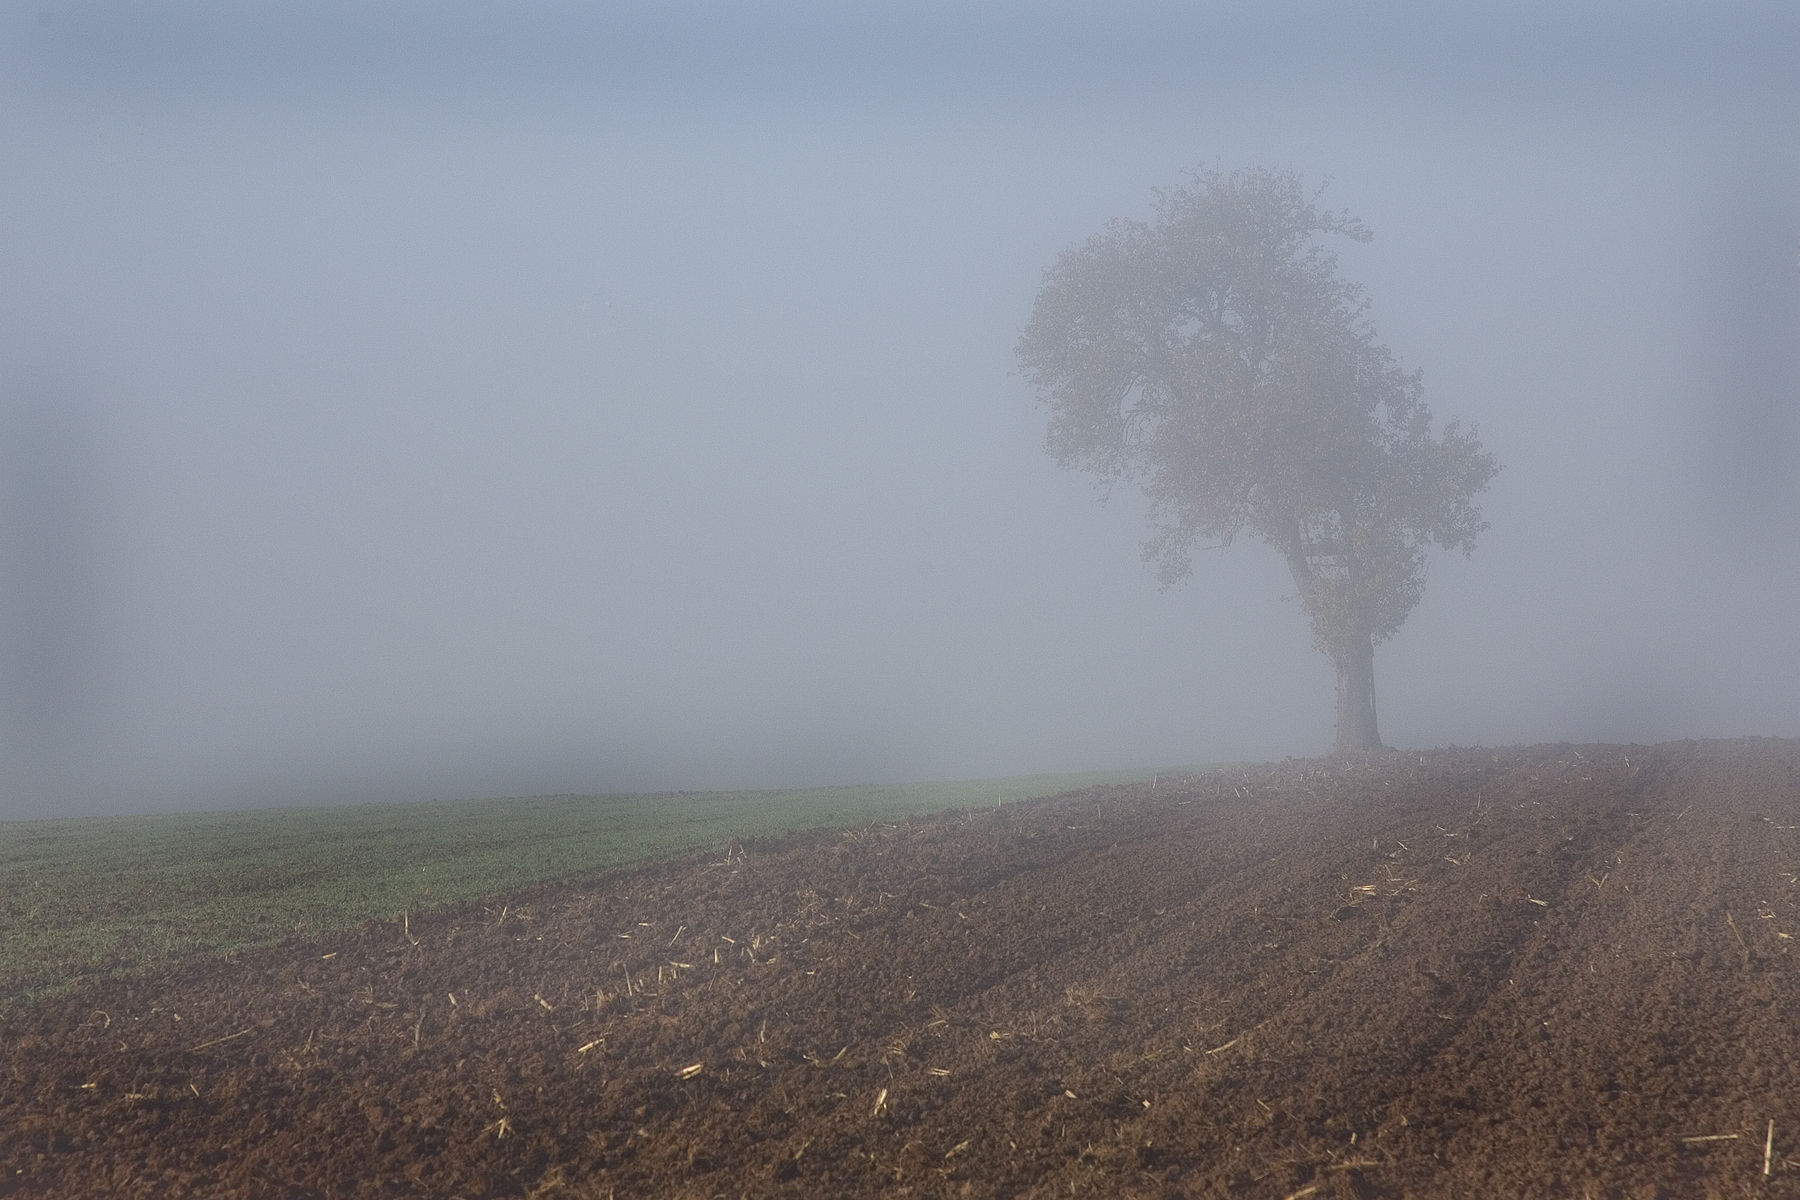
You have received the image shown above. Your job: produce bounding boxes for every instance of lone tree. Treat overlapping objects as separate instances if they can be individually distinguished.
[1017,168,1497,753]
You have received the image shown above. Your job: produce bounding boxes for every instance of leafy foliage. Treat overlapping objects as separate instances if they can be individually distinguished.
[1018,168,1496,746]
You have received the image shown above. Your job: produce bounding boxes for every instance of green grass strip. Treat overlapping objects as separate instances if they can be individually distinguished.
[0,765,1218,1014]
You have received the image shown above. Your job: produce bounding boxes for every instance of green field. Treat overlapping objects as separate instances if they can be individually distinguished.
[0,765,1215,1014]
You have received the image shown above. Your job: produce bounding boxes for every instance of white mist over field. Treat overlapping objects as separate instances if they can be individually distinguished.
[1,2,1796,817]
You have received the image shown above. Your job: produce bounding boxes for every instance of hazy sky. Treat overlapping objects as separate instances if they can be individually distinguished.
[2,1,1796,818]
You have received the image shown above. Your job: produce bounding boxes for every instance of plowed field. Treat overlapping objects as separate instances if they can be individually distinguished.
[6,739,1800,1199]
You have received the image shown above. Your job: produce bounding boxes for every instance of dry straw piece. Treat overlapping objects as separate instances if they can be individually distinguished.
[1726,912,1751,969]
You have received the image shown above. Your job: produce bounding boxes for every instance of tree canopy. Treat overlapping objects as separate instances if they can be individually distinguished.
[1017,167,1497,752]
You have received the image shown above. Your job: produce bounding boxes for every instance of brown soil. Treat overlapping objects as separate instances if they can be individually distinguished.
[5,739,1800,1199]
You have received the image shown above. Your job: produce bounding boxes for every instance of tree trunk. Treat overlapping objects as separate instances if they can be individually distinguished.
[1282,535,1384,755]
[1333,632,1382,753]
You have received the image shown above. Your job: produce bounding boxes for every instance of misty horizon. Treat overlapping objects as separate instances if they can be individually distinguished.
[2,1,1796,818]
